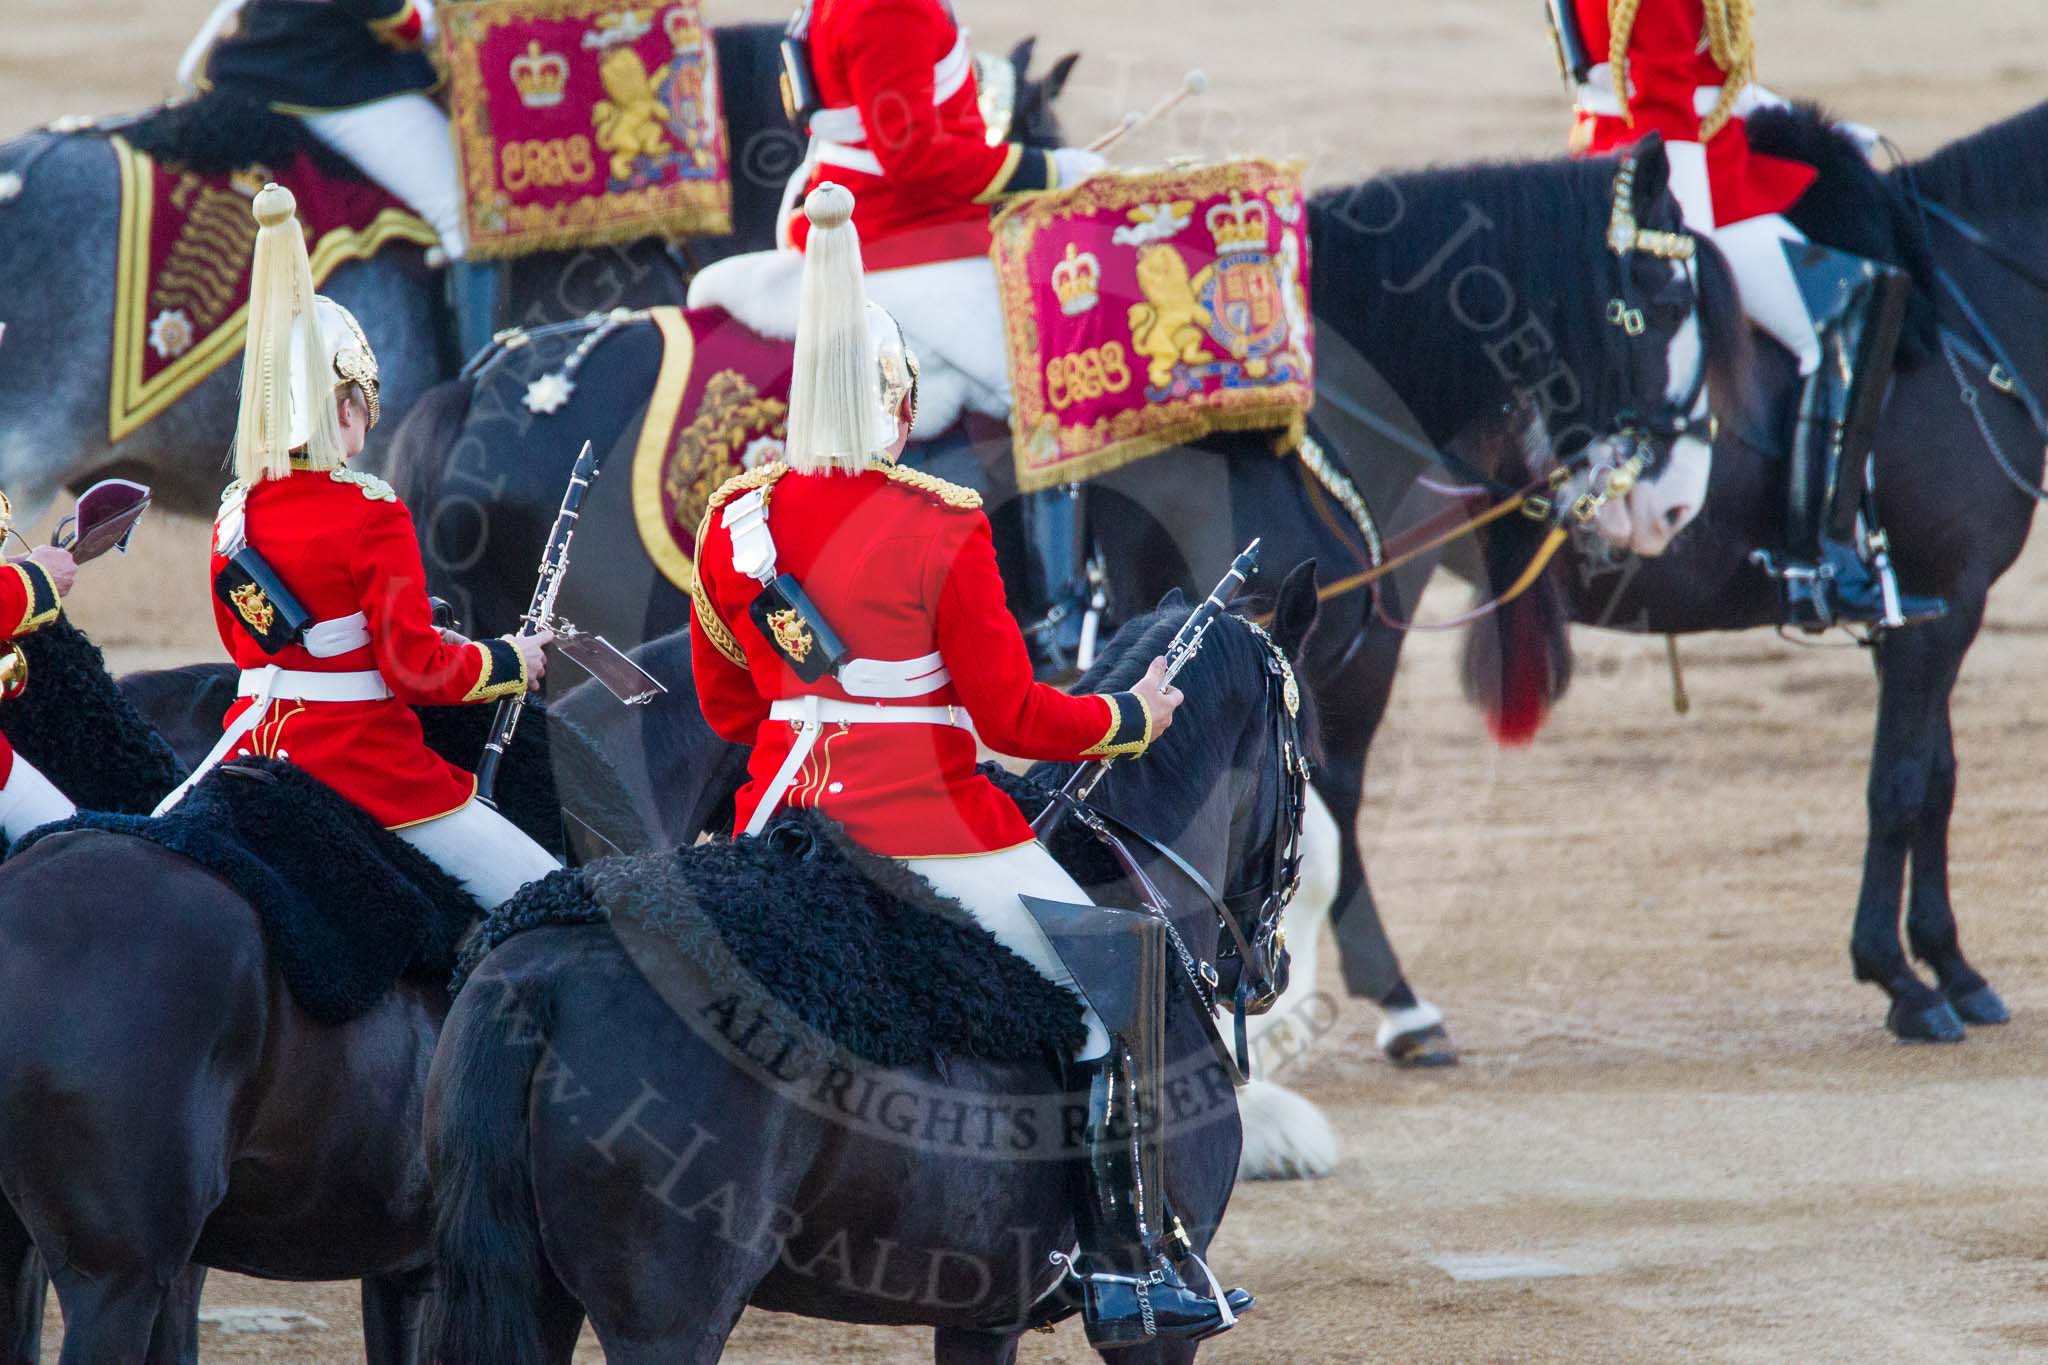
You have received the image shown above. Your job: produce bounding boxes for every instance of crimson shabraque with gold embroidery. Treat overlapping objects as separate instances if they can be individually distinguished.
[108,138,436,443]
[991,158,1316,492]
[439,0,731,258]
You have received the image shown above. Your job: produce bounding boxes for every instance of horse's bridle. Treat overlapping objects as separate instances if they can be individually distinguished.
[1037,620,1309,1085]
[1594,150,1716,494]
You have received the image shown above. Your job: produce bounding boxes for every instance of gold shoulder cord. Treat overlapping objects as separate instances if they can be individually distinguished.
[330,468,398,502]
[1609,0,1754,141]
[880,464,984,510]
[705,460,788,515]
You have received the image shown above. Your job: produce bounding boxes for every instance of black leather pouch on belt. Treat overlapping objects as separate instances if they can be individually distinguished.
[748,573,850,683]
[212,546,315,655]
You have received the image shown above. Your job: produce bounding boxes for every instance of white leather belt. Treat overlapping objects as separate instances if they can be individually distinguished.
[838,650,950,698]
[745,694,972,836]
[153,648,392,815]
[303,610,371,658]
[1573,68,1780,122]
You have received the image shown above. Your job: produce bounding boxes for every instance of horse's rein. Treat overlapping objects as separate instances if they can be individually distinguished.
[1038,624,1309,1087]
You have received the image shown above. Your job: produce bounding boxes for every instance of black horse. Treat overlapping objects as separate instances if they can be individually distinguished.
[382,134,1740,1065]
[1330,101,2048,1042]
[424,573,1320,1364]
[0,635,729,1363]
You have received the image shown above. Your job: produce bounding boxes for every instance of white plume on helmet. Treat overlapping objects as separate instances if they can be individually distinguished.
[233,183,381,485]
[784,183,920,475]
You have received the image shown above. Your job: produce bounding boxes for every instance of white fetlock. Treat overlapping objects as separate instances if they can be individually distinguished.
[1375,999,1444,1053]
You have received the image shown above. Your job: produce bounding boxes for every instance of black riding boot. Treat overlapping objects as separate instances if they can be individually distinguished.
[1020,485,1089,670]
[1767,244,1943,632]
[1068,922,1250,1349]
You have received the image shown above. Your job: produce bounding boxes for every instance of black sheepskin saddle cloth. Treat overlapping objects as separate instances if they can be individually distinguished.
[455,809,1091,1070]
[18,758,475,1026]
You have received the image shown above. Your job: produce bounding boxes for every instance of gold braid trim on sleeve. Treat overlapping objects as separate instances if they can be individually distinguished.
[6,561,61,635]
[692,464,785,669]
[1079,691,1154,759]
[880,464,983,509]
[461,637,530,703]
[691,504,748,668]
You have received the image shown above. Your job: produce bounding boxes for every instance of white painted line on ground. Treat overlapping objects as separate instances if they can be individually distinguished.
[1429,1254,1584,1282]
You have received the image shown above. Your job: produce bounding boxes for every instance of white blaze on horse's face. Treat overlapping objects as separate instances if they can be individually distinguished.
[1588,260,1713,557]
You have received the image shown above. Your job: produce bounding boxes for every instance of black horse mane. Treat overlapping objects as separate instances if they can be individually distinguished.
[1308,152,1746,450]
[1900,99,2048,217]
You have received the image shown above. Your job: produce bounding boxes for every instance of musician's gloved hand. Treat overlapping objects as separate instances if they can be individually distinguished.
[510,625,554,692]
[1130,655,1183,737]
[24,545,77,598]
[1050,147,1108,187]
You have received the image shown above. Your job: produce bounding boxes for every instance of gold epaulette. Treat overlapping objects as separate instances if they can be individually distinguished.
[705,460,788,516]
[330,468,398,502]
[880,463,983,510]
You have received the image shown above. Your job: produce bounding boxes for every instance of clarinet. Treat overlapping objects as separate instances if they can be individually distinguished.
[1030,538,1260,836]
[475,440,598,807]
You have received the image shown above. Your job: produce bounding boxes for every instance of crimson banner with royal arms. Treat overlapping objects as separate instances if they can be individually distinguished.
[991,159,1314,492]
[440,0,732,259]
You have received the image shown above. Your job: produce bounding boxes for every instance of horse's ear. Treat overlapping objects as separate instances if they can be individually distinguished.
[1043,52,1081,104]
[1008,36,1038,79]
[1157,586,1188,612]
[1631,132,1670,208]
[1271,560,1320,659]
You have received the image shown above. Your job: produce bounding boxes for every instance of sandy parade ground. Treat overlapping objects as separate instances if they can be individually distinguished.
[6,0,2048,1359]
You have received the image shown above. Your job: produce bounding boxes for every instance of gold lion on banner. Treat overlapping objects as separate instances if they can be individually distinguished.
[592,48,672,181]
[1126,244,1215,389]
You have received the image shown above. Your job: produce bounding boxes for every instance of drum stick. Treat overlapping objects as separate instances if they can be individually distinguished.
[1084,69,1209,154]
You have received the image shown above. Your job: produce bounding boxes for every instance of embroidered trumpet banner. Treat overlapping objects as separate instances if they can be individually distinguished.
[991,159,1315,493]
[440,0,731,259]
[629,305,793,595]
[108,137,436,444]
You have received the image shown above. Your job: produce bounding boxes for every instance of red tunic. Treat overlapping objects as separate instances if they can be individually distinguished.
[1568,0,1815,226]
[0,560,62,787]
[689,462,1151,856]
[786,0,1056,269]
[208,466,529,828]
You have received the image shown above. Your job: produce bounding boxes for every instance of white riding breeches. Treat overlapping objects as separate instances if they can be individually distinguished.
[301,95,466,258]
[1662,139,1822,376]
[395,799,559,910]
[901,842,1112,1060]
[0,755,74,843]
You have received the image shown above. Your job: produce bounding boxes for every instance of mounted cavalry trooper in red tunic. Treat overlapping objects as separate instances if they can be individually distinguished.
[1549,0,1942,630]
[690,184,1253,1348]
[180,0,499,356]
[154,183,557,909]
[690,0,1106,657]
[0,535,79,842]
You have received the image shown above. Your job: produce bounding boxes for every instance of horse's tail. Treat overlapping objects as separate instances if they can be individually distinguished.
[1461,514,1572,747]
[423,970,556,1364]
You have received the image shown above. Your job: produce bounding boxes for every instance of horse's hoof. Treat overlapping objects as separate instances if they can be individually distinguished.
[1377,1001,1459,1068]
[1947,981,2010,1026]
[1887,998,1967,1043]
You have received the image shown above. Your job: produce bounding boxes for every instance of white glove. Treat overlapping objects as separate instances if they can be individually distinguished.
[1050,147,1108,188]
